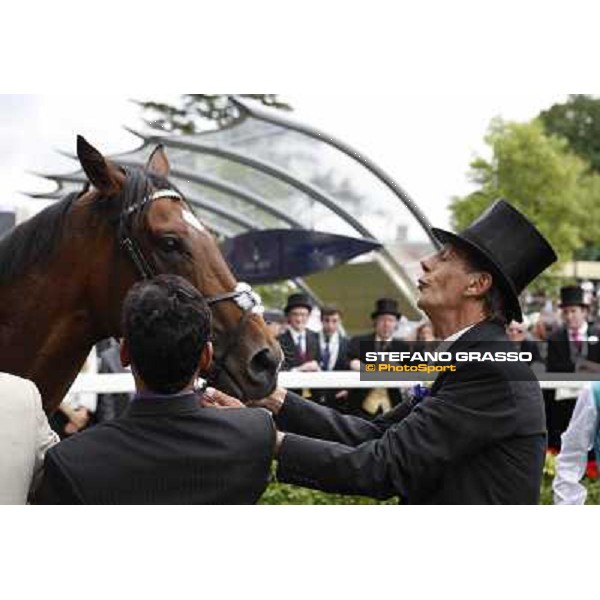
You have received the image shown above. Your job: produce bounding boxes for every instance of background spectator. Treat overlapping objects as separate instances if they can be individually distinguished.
[346,298,408,418]
[545,285,600,451]
[315,305,350,409]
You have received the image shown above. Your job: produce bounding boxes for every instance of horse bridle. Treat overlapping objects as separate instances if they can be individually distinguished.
[118,187,264,386]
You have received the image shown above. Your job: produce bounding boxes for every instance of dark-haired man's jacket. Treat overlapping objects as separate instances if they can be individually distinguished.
[36,393,274,504]
[275,320,546,504]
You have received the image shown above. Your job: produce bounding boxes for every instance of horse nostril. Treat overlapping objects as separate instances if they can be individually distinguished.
[250,348,279,376]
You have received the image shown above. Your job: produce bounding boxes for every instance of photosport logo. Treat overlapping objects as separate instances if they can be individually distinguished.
[359,340,600,382]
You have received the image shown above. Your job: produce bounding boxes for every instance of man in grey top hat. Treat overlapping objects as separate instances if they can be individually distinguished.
[209,199,558,504]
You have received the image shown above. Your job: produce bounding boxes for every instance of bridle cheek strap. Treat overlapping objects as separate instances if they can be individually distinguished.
[118,187,265,386]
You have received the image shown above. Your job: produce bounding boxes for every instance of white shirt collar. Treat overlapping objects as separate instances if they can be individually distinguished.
[568,322,588,338]
[290,328,306,343]
[435,323,477,353]
[444,324,476,344]
[320,331,339,344]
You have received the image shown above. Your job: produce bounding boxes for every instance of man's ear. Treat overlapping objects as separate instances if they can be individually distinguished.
[146,144,170,177]
[465,271,493,298]
[77,135,123,195]
[198,341,213,376]
[120,338,131,368]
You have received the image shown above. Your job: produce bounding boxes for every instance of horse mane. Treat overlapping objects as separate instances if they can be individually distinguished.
[0,192,81,285]
[0,167,179,286]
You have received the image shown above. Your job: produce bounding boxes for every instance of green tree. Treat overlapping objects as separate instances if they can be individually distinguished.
[450,118,600,279]
[539,94,600,173]
[136,94,292,133]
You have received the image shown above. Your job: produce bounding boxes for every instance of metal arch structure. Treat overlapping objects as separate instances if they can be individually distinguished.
[123,127,376,239]
[39,170,306,233]
[55,149,303,230]
[230,96,439,247]
[33,175,246,237]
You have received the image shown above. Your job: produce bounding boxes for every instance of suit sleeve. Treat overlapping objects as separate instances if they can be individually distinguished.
[277,366,518,500]
[34,449,82,505]
[276,391,416,446]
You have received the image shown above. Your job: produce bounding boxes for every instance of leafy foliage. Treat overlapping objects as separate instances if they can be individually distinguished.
[449,118,600,292]
[136,94,292,134]
[539,94,600,173]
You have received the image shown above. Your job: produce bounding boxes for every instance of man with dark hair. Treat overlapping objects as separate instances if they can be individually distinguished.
[319,306,349,372]
[314,305,350,409]
[36,275,274,504]
[211,200,558,504]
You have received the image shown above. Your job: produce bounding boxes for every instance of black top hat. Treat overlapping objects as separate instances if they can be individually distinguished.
[371,298,401,319]
[430,199,557,323]
[559,285,588,308]
[284,293,313,314]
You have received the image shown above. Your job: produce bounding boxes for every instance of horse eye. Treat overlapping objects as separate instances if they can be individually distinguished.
[160,236,182,253]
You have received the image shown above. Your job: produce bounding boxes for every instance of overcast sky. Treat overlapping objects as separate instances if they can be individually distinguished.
[0,93,568,229]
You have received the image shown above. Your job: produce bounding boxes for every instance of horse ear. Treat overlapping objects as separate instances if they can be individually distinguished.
[146,144,170,177]
[76,135,121,195]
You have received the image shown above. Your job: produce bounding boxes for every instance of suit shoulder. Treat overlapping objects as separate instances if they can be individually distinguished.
[0,373,41,414]
[49,421,124,461]
[0,373,39,397]
[207,408,275,455]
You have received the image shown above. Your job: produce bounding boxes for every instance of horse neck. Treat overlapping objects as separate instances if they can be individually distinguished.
[0,245,103,414]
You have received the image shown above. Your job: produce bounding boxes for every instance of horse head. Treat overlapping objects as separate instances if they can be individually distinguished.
[74,136,282,400]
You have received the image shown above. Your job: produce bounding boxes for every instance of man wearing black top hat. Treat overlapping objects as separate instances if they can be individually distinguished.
[545,285,600,450]
[278,293,321,372]
[345,298,407,417]
[240,199,556,504]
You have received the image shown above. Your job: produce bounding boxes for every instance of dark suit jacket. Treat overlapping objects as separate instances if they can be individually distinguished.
[330,334,350,371]
[519,339,543,365]
[318,333,349,371]
[346,332,406,411]
[278,329,321,371]
[546,325,600,373]
[275,320,546,504]
[36,393,274,504]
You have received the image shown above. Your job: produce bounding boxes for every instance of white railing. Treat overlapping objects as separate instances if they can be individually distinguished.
[68,371,593,395]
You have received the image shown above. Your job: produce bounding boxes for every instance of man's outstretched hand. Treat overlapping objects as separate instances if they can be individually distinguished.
[200,386,287,455]
[200,386,287,416]
[247,387,286,415]
[200,387,245,408]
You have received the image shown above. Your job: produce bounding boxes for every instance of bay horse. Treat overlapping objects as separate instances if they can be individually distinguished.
[0,136,282,414]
